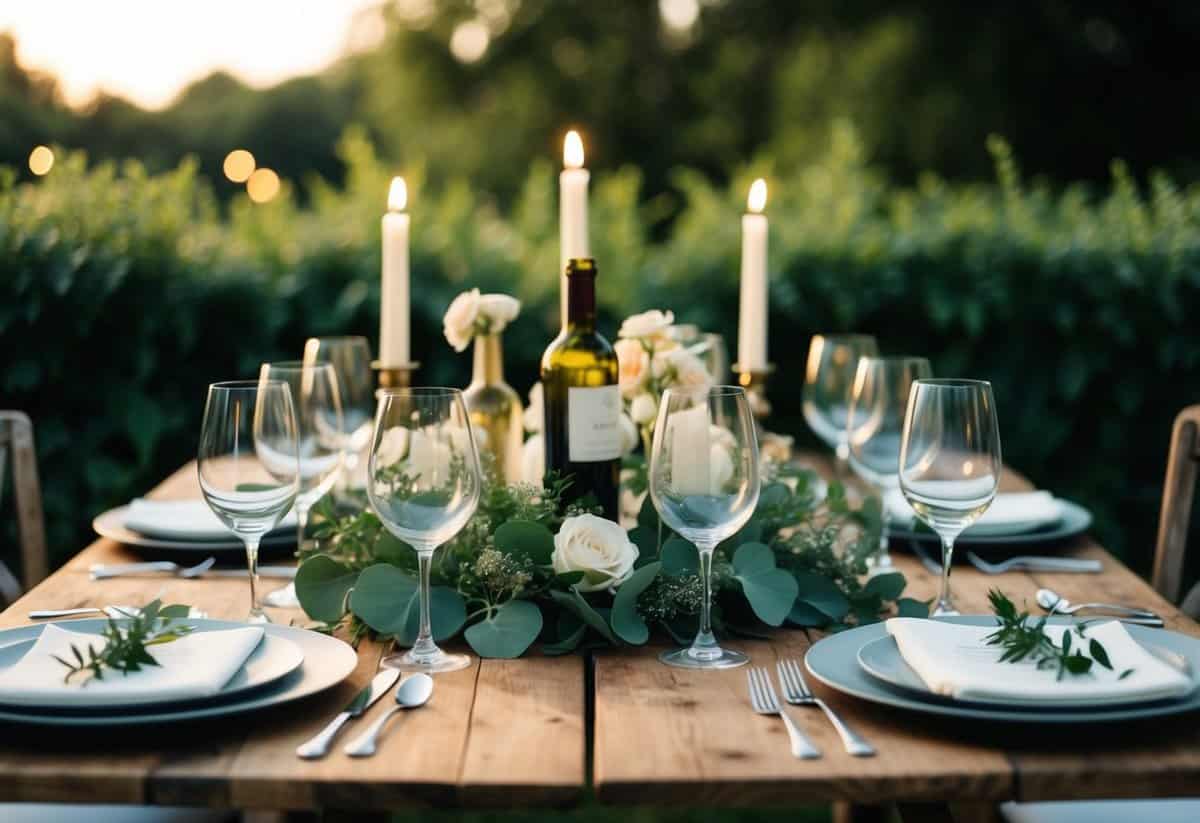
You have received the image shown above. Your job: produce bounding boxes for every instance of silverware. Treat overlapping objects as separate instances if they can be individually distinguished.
[908,540,942,575]
[1036,588,1162,624]
[967,552,1102,574]
[89,559,296,580]
[28,605,208,620]
[296,668,401,759]
[344,674,435,757]
[746,667,820,759]
[776,658,875,757]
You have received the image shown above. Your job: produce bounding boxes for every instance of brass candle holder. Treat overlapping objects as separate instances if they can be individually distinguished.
[732,362,794,463]
[372,360,421,393]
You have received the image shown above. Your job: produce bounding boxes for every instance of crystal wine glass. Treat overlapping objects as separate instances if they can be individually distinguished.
[899,379,1002,616]
[258,360,344,608]
[368,387,482,673]
[650,386,761,669]
[847,356,932,575]
[303,336,375,488]
[802,334,879,473]
[198,380,299,622]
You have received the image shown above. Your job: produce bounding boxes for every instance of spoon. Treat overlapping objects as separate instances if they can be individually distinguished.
[28,605,209,620]
[343,673,434,757]
[1036,588,1163,625]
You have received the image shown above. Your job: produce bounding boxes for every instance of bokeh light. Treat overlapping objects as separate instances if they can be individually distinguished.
[28,145,54,176]
[450,19,490,63]
[659,0,700,31]
[223,149,256,182]
[246,168,280,203]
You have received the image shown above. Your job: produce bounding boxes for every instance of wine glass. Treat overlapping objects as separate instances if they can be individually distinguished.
[303,336,375,488]
[198,380,299,622]
[802,334,879,473]
[899,379,1002,616]
[368,388,482,673]
[258,360,344,608]
[649,386,760,669]
[846,356,932,575]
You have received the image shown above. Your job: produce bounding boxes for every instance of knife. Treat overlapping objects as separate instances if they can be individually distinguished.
[295,668,401,759]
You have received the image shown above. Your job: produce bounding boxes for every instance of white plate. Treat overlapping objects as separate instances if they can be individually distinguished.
[94,506,296,552]
[0,620,356,726]
[0,622,304,710]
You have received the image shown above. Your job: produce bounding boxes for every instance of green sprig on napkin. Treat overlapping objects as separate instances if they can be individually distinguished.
[53,600,194,684]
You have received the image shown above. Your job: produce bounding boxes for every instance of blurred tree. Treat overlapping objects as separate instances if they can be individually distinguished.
[0,34,71,173]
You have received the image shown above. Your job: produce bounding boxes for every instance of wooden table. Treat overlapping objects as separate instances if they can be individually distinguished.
[1,458,1198,816]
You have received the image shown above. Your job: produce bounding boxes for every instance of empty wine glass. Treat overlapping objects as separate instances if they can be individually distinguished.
[303,336,375,488]
[899,379,1002,616]
[803,334,879,473]
[368,388,482,673]
[847,356,932,575]
[258,360,344,608]
[650,386,760,669]
[198,380,299,622]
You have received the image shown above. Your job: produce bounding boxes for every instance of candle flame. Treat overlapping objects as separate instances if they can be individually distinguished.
[388,177,407,212]
[563,130,585,169]
[747,178,767,214]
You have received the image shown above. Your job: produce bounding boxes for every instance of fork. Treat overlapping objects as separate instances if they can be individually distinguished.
[746,667,821,759]
[777,658,875,757]
[89,557,216,580]
[965,552,1102,575]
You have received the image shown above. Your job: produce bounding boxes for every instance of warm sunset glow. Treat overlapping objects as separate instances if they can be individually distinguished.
[387,177,408,211]
[747,178,767,214]
[223,149,256,183]
[28,145,54,176]
[246,168,280,203]
[563,130,585,169]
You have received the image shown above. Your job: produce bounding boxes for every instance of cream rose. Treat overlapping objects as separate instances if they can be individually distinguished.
[443,288,482,352]
[552,514,639,592]
[618,413,639,457]
[373,426,410,467]
[614,337,650,398]
[522,433,545,486]
[709,442,735,492]
[618,309,675,340]
[523,382,544,432]
[654,347,712,391]
[479,293,521,333]
[630,393,658,425]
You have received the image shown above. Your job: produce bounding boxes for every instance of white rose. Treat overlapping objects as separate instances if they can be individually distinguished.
[479,293,521,333]
[630,393,658,424]
[373,426,410,467]
[523,382,544,432]
[618,309,675,340]
[618,413,638,457]
[709,424,737,451]
[552,513,639,592]
[655,348,711,392]
[709,442,734,492]
[522,434,545,486]
[614,337,650,399]
[443,288,482,352]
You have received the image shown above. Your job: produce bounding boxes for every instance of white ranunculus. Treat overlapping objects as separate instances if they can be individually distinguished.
[374,426,410,467]
[630,393,658,424]
[523,382,544,433]
[443,288,482,352]
[479,293,521,333]
[618,309,675,340]
[553,513,639,592]
[618,413,639,457]
[614,337,650,399]
[522,434,545,486]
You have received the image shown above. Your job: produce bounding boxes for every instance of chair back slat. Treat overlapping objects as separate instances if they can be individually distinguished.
[1153,405,1200,610]
[0,411,48,603]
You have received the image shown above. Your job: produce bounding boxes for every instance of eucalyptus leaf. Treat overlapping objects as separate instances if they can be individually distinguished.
[295,555,358,623]
[863,572,906,601]
[794,571,850,621]
[787,600,831,628]
[349,564,466,644]
[543,613,587,656]
[731,542,799,626]
[494,520,556,565]
[610,562,661,644]
[627,526,657,563]
[661,537,698,576]
[637,493,660,531]
[759,482,790,508]
[464,600,543,658]
[896,597,930,618]
[550,589,618,644]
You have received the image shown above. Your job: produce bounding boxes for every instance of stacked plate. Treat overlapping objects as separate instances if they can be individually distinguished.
[94,498,296,557]
[886,490,1093,548]
[0,619,356,726]
[806,616,1200,723]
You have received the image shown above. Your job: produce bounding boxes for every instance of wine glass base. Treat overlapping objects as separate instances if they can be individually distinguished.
[659,647,749,670]
[264,582,300,609]
[246,608,272,624]
[382,650,472,674]
[931,604,960,617]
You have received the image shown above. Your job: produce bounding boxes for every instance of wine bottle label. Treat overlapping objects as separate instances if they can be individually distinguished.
[567,385,621,462]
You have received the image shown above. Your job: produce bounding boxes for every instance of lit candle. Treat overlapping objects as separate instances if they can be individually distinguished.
[559,130,590,324]
[737,178,769,371]
[381,177,410,365]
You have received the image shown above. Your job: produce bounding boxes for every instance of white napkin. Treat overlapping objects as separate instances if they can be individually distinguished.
[885,489,1062,536]
[0,624,264,706]
[123,498,295,540]
[886,617,1194,704]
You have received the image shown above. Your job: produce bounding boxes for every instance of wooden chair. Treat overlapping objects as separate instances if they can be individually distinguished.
[1152,404,1200,617]
[0,411,48,606]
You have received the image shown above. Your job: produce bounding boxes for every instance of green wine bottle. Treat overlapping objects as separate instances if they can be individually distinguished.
[541,258,620,520]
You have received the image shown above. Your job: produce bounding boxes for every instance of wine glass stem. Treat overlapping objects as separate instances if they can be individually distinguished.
[936,535,957,615]
[411,548,439,661]
[834,440,850,479]
[295,502,311,554]
[689,542,721,659]
[245,536,264,618]
[871,504,893,571]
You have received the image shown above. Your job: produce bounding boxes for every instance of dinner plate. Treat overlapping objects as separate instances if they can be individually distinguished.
[94,506,296,555]
[855,632,1194,710]
[0,622,305,710]
[0,620,356,726]
[806,616,1200,723]
[889,498,1093,548]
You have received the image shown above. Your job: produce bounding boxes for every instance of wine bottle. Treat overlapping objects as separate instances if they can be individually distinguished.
[541,258,620,520]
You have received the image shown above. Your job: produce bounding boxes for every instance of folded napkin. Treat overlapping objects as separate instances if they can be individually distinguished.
[0,624,264,707]
[123,498,295,540]
[886,617,1194,704]
[885,489,1062,536]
